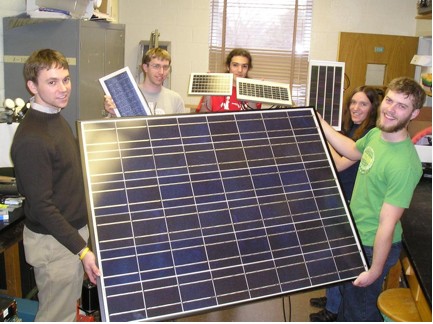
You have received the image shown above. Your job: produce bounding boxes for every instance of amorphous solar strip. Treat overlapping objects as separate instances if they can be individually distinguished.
[188,73,233,96]
[78,108,367,322]
[306,61,345,131]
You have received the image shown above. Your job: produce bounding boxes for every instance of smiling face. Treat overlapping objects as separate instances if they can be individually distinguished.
[377,90,419,134]
[27,66,71,109]
[142,57,171,87]
[349,91,373,125]
[228,55,250,82]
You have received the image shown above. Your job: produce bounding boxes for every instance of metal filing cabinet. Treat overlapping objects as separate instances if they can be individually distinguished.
[3,17,125,134]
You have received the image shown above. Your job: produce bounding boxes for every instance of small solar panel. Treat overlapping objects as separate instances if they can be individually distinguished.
[99,67,152,117]
[188,73,233,96]
[78,108,367,322]
[236,78,293,106]
[307,60,345,131]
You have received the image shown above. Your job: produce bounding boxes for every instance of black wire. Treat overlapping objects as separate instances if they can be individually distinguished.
[287,295,292,322]
[344,73,351,91]
[282,296,287,321]
[240,101,261,110]
[204,99,261,112]
[282,295,292,322]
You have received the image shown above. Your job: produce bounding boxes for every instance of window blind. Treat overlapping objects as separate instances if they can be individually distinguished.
[209,0,313,106]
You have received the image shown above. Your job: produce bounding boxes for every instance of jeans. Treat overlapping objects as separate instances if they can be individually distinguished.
[325,285,342,314]
[337,242,402,322]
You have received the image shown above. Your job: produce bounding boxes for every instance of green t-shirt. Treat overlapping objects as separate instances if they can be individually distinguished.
[350,128,422,246]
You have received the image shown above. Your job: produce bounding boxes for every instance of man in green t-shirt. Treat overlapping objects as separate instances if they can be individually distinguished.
[319,77,426,321]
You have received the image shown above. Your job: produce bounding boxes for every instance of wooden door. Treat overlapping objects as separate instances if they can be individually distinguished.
[338,32,418,103]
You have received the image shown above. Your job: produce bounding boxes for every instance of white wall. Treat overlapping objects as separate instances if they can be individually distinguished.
[0,0,430,107]
[118,0,210,108]
[310,0,420,60]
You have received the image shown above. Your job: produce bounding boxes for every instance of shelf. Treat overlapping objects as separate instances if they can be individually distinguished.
[416,13,432,19]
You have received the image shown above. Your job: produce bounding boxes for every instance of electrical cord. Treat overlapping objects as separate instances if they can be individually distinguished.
[282,295,292,321]
[202,97,262,112]
[344,73,351,91]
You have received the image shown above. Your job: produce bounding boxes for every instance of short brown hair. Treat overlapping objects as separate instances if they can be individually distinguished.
[23,49,69,84]
[386,77,426,111]
[142,47,171,65]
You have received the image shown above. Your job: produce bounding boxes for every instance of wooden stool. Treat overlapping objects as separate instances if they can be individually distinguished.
[377,288,421,322]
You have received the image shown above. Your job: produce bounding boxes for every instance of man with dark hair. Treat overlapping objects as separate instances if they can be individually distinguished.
[11,48,100,321]
[198,48,261,112]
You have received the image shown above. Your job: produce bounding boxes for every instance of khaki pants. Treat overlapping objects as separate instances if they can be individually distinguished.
[23,225,88,322]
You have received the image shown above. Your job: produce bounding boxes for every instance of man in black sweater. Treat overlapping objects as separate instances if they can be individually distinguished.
[11,49,100,321]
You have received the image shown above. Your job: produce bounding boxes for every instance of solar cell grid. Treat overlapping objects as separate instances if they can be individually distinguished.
[240,83,290,102]
[236,78,293,106]
[78,108,367,322]
[188,73,233,96]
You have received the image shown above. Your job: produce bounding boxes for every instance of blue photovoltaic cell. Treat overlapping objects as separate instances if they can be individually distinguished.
[101,70,150,116]
[78,108,367,322]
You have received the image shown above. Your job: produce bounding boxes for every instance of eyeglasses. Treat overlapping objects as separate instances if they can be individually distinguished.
[147,63,171,72]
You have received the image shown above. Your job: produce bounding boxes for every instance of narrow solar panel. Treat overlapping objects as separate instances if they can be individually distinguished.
[78,108,367,322]
[188,73,233,96]
[236,78,293,106]
[99,67,152,117]
[306,61,345,131]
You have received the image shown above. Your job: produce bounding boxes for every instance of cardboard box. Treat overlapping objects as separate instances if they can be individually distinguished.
[408,106,432,139]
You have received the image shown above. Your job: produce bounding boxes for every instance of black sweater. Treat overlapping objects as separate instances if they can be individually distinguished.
[11,108,87,254]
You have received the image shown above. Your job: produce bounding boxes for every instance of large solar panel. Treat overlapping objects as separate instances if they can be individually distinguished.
[188,73,233,96]
[236,78,293,107]
[78,108,367,322]
[306,61,345,131]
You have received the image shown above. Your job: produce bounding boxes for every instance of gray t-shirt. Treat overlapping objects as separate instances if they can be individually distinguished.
[140,86,186,115]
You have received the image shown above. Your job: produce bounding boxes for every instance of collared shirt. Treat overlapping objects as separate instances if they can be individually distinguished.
[29,97,61,114]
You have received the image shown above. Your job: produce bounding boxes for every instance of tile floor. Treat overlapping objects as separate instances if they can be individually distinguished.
[176,287,326,322]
